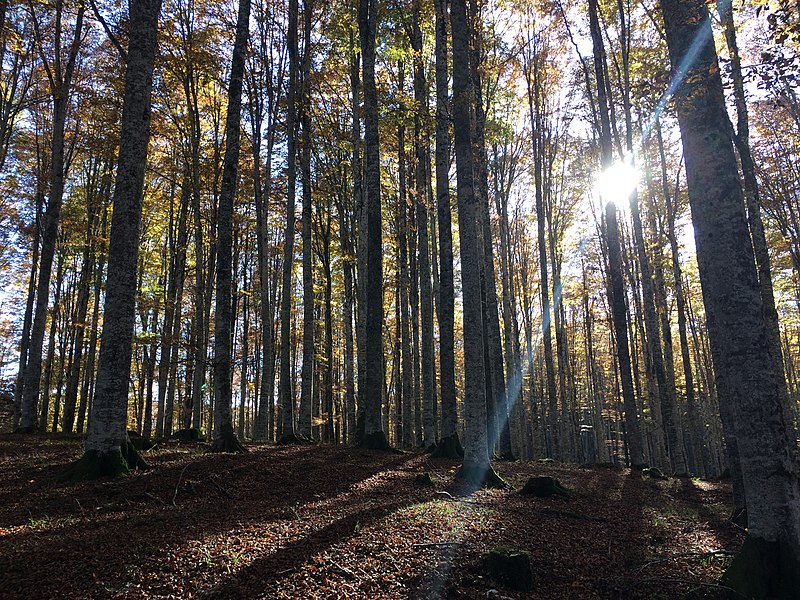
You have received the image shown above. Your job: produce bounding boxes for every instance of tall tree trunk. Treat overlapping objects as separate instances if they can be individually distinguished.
[358,0,388,449]
[19,1,86,432]
[717,0,797,445]
[450,0,501,487]
[409,0,437,450]
[211,0,250,453]
[69,0,162,479]
[661,0,800,591]
[298,0,314,441]
[432,0,460,458]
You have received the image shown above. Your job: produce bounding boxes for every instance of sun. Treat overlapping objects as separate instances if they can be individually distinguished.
[595,156,640,206]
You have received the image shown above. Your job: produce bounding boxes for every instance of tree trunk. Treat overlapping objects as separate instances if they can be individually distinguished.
[661,0,800,591]
[68,0,162,479]
[450,0,501,487]
[358,0,388,449]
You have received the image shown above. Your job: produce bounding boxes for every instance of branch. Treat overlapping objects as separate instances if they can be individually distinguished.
[88,0,127,63]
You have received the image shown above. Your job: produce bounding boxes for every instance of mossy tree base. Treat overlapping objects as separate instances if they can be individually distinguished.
[128,430,154,451]
[486,546,533,591]
[59,442,149,482]
[455,463,508,489]
[520,476,572,498]
[210,427,246,454]
[496,450,516,462]
[723,536,800,599]
[430,432,464,459]
[15,424,38,434]
[359,430,392,451]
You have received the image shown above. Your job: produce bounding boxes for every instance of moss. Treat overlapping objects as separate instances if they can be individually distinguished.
[456,463,508,489]
[486,546,533,591]
[430,432,464,459]
[520,476,572,498]
[59,449,131,482]
[723,536,800,599]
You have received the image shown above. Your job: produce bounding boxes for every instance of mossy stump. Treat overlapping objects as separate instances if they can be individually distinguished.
[723,536,800,599]
[170,428,203,442]
[486,546,533,591]
[641,466,668,480]
[415,472,434,486]
[520,476,571,498]
[430,433,464,459]
[455,464,508,489]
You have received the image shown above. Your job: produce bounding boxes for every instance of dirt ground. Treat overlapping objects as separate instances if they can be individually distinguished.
[0,434,743,598]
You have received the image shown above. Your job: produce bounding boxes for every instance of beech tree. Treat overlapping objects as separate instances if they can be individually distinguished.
[660,0,800,593]
[63,0,162,478]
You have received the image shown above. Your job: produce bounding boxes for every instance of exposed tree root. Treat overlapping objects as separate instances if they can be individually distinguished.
[209,425,246,454]
[430,432,464,459]
[723,535,800,599]
[455,463,508,489]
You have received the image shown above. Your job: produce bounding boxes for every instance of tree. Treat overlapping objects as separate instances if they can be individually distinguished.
[18,0,86,432]
[63,0,162,479]
[210,0,250,454]
[660,0,800,593]
[358,0,389,449]
[450,0,502,487]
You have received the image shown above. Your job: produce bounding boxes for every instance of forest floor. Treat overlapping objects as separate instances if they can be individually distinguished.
[0,434,743,599]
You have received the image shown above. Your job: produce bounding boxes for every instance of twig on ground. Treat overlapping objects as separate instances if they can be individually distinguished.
[172,464,190,507]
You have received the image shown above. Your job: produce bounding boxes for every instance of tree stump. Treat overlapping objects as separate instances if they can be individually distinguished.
[641,467,668,480]
[520,476,571,498]
[486,546,533,591]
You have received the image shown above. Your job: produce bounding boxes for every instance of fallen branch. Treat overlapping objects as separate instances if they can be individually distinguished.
[412,541,461,549]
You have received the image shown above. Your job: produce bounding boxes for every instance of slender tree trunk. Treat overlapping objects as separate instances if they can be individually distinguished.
[211,0,250,453]
[298,0,314,440]
[19,2,86,431]
[278,0,301,444]
[358,0,388,449]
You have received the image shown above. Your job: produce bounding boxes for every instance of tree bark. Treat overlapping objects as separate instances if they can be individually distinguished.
[661,0,800,591]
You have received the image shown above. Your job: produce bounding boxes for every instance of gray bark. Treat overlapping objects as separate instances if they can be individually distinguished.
[85,0,162,461]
